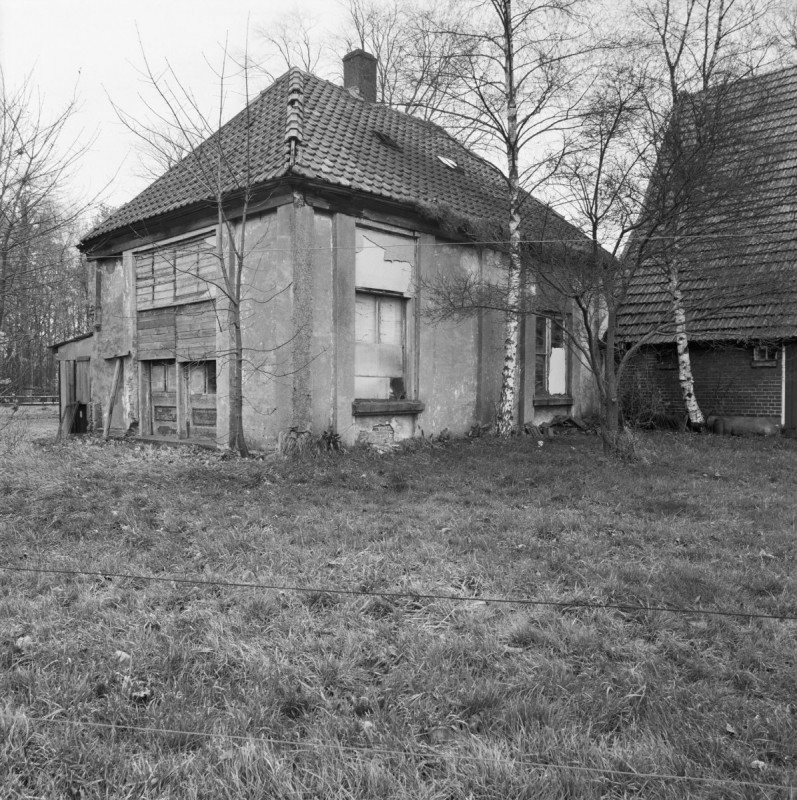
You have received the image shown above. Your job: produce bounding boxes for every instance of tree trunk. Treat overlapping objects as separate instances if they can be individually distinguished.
[667,262,704,429]
[601,306,621,453]
[219,219,248,456]
[496,0,521,437]
[228,309,248,456]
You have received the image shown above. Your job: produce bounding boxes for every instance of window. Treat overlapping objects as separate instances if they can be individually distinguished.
[656,346,679,370]
[753,345,778,363]
[135,233,217,311]
[188,361,217,395]
[535,313,567,395]
[150,360,176,393]
[353,226,415,402]
[355,292,406,399]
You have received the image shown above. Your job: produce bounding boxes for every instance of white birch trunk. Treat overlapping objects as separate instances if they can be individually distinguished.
[496,0,521,437]
[667,263,704,427]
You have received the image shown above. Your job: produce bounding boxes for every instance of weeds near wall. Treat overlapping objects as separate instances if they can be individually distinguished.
[277,427,315,456]
[319,428,343,453]
[621,373,667,429]
[277,427,345,457]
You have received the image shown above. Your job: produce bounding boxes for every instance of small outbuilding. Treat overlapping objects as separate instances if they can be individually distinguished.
[51,332,94,435]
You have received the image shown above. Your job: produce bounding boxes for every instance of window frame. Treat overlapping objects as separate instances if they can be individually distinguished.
[752,345,779,365]
[354,289,408,401]
[534,312,569,397]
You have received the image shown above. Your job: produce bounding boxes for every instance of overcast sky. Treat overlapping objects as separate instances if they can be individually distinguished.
[1,0,343,217]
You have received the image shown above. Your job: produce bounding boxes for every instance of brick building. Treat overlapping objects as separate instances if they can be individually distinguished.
[618,65,797,434]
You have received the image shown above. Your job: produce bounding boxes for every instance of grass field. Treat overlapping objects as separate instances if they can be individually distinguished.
[1,417,796,798]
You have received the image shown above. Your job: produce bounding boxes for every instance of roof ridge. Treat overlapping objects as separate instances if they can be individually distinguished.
[285,68,304,171]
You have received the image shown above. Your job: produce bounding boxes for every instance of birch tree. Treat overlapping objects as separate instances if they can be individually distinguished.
[418,0,587,436]
[539,0,780,451]
[633,0,778,429]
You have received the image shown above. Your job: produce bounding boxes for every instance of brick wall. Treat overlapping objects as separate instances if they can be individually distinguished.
[621,343,782,419]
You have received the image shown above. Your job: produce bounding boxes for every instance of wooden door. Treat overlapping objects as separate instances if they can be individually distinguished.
[75,359,91,404]
[186,361,217,439]
[59,361,75,430]
[786,344,797,436]
[150,360,178,436]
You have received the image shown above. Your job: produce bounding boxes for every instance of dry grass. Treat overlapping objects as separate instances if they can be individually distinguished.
[1,419,796,798]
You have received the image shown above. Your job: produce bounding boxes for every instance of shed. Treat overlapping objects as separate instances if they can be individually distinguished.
[51,333,94,435]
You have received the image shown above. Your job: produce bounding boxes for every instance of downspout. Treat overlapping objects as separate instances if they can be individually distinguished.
[782,343,786,427]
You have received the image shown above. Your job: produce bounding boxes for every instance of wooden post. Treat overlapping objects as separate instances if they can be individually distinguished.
[103,357,123,440]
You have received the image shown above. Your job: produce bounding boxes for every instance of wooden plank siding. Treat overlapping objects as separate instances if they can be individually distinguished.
[137,307,177,360]
[75,359,91,404]
[135,233,218,312]
[175,304,218,361]
[137,302,217,361]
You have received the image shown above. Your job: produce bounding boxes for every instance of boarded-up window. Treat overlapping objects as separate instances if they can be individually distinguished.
[355,292,406,399]
[138,301,217,361]
[135,234,218,311]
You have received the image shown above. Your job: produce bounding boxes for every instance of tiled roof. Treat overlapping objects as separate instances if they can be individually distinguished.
[82,68,580,249]
[617,65,797,343]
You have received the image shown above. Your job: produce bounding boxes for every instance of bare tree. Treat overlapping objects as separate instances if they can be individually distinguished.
[632,0,779,428]
[256,10,334,81]
[339,0,468,127]
[114,42,261,455]
[412,0,589,436]
[538,0,784,451]
[0,72,90,398]
[773,2,797,58]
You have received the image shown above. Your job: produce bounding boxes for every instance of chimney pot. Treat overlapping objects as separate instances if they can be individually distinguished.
[343,49,377,103]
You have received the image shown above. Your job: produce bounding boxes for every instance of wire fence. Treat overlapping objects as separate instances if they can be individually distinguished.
[5,716,793,795]
[1,562,795,622]
[3,482,795,795]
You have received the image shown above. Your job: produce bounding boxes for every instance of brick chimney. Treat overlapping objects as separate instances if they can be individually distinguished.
[343,50,377,103]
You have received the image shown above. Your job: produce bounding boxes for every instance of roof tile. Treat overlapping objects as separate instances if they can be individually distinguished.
[618,65,797,342]
[82,67,580,250]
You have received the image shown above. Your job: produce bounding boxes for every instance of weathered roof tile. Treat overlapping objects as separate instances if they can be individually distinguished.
[82,67,580,250]
[618,65,797,343]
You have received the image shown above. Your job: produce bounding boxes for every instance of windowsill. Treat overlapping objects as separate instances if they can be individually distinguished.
[751,360,778,368]
[532,395,573,407]
[352,399,425,416]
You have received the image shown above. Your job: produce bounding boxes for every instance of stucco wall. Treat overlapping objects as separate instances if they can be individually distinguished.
[225,206,297,448]
[234,207,509,448]
[91,256,137,434]
[94,200,597,449]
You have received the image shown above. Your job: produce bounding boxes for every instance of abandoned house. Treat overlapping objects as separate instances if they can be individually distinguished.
[70,50,598,448]
[617,64,797,435]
